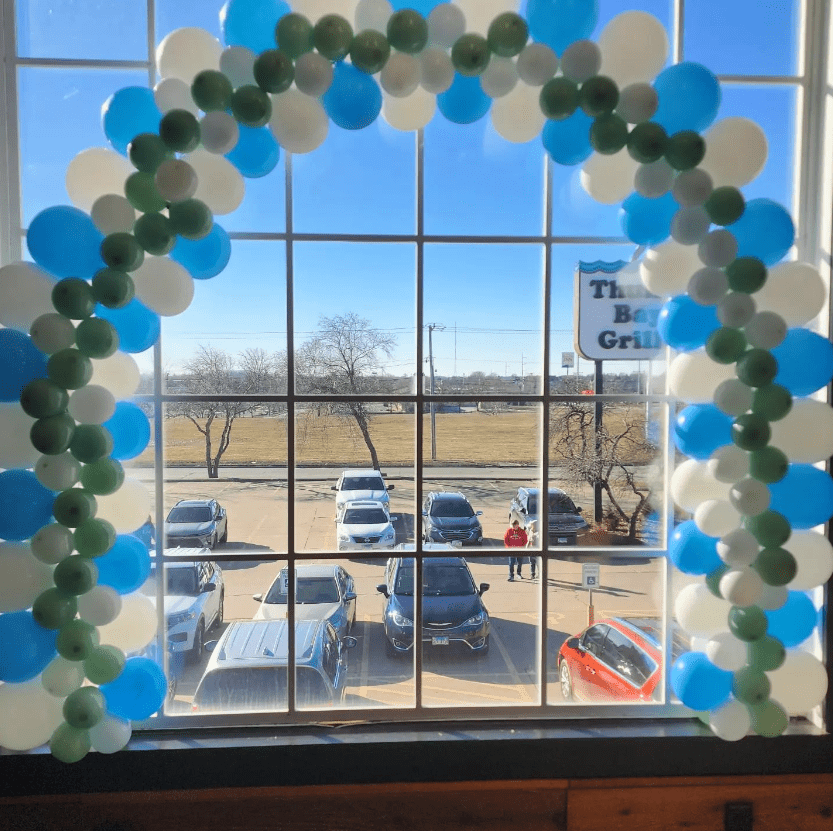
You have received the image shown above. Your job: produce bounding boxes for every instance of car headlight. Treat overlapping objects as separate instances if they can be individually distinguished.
[382,529,395,541]
[168,610,196,627]
[337,534,350,543]
[465,611,486,626]
[390,611,413,627]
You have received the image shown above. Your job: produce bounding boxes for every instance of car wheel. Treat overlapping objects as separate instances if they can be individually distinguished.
[214,592,224,629]
[190,620,205,664]
[560,660,574,701]
[220,523,228,544]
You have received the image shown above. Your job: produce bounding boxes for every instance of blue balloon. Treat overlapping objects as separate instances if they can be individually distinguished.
[104,401,151,460]
[170,223,232,280]
[670,651,733,711]
[221,0,292,54]
[27,206,104,280]
[101,656,167,720]
[765,591,817,648]
[652,62,721,135]
[96,534,151,594]
[656,294,720,351]
[323,62,383,131]
[0,610,58,682]
[673,404,732,460]
[772,329,833,396]
[438,73,492,125]
[0,329,48,402]
[729,198,794,266]
[0,470,55,542]
[769,465,833,530]
[541,108,593,166]
[390,0,439,12]
[620,191,677,245]
[225,125,280,178]
[102,87,163,156]
[527,0,599,55]
[669,521,722,574]
[95,300,160,354]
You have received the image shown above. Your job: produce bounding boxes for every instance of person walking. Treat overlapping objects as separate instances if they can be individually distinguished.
[504,519,528,581]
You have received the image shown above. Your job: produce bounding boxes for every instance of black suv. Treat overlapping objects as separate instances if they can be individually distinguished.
[509,487,588,546]
[422,491,483,546]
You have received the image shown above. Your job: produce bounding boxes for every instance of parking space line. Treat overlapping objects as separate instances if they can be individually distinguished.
[491,628,534,702]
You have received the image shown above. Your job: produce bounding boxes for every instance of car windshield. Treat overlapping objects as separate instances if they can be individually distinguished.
[430,499,474,518]
[527,493,577,515]
[341,477,384,491]
[144,567,199,596]
[193,666,330,712]
[343,508,388,524]
[394,564,475,596]
[264,575,340,605]
[167,506,212,523]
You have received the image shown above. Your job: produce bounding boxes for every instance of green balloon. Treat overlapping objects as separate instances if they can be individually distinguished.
[350,30,391,74]
[750,699,788,737]
[627,122,668,164]
[732,666,771,705]
[314,14,354,60]
[79,457,125,495]
[127,133,173,174]
[752,384,792,422]
[487,12,528,57]
[100,232,144,272]
[728,605,768,642]
[63,685,106,729]
[51,277,96,320]
[133,212,175,256]
[705,186,745,226]
[47,348,93,390]
[84,644,126,685]
[736,348,778,388]
[578,75,619,117]
[168,198,213,240]
[705,563,730,598]
[56,618,100,661]
[753,546,797,586]
[53,488,97,528]
[49,722,91,763]
[706,327,747,364]
[191,69,233,112]
[386,9,426,54]
[75,317,119,359]
[748,634,786,672]
[230,84,272,128]
[589,113,628,154]
[69,423,114,464]
[91,268,135,309]
[540,77,579,120]
[451,34,491,77]
[20,378,69,419]
[726,257,767,294]
[53,555,98,596]
[253,49,295,94]
[276,12,314,58]
[74,517,117,558]
[32,587,78,630]
[664,130,706,170]
[125,171,167,213]
[30,413,76,455]
[732,413,771,451]
[159,108,201,153]
[749,446,789,483]
[745,510,791,547]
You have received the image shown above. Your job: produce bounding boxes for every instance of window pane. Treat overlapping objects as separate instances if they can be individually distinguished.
[155,0,224,42]
[222,156,287,234]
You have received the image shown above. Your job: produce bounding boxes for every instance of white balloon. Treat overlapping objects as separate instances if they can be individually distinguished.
[687,267,728,306]
[153,77,198,115]
[156,27,222,84]
[0,403,38,469]
[427,3,465,46]
[713,379,753,416]
[580,149,638,205]
[68,385,117,425]
[480,56,518,99]
[670,459,730,512]
[634,159,673,198]
[758,583,788,611]
[65,148,133,213]
[744,311,787,349]
[598,11,669,86]
[380,52,421,98]
[615,83,658,124]
[698,229,737,268]
[30,313,76,354]
[421,48,455,94]
[769,399,833,463]
[154,159,199,203]
[91,194,136,235]
[185,150,245,215]
[0,543,54,612]
[42,655,85,697]
[708,445,750,484]
[639,239,703,296]
[199,112,240,155]
[717,528,759,567]
[0,262,57,332]
[35,453,82,491]
[668,351,735,402]
[96,478,152,533]
[78,585,123,626]
[705,632,747,671]
[452,0,513,36]
[717,292,755,328]
[753,261,825,327]
[674,582,731,638]
[270,89,329,154]
[355,0,393,33]
[719,567,764,607]
[382,87,436,131]
[785,531,833,590]
[694,499,740,538]
[767,651,828,715]
[709,698,751,741]
[97,591,157,653]
[671,207,710,245]
[672,168,713,207]
[90,352,141,399]
[30,523,75,565]
[701,117,768,187]
[89,714,133,754]
[294,52,334,97]
[491,80,546,143]
[292,0,356,23]
[0,678,65,750]
[219,46,257,88]
[516,43,558,86]
[560,40,601,83]
[131,257,196,317]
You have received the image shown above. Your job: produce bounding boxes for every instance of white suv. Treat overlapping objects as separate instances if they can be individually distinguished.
[336,500,396,552]
[331,469,394,515]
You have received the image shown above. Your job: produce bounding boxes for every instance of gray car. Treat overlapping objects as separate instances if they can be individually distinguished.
[164,499,228,550]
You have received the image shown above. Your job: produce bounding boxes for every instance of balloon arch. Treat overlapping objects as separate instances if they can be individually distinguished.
[0,0,830,761]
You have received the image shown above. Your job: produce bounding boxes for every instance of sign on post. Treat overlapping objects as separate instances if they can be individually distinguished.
[561,351,574,369]
[581,562,600,589]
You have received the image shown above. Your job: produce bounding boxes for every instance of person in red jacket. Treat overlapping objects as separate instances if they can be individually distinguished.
[504,519,528,581]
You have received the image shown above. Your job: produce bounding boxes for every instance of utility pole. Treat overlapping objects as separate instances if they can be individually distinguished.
[427,323,445,461]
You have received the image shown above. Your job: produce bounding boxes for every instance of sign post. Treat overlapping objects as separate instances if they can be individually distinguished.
[581,563,600,626]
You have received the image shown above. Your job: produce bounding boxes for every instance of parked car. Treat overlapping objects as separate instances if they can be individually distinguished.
[509,487,588,546]
[376,557,490,658]
[252,563,357,639]
[332,469,394,515]
[164,499,228,550]
[191,619,357,713]
[336,500,396,552]
[422,491,483,546]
